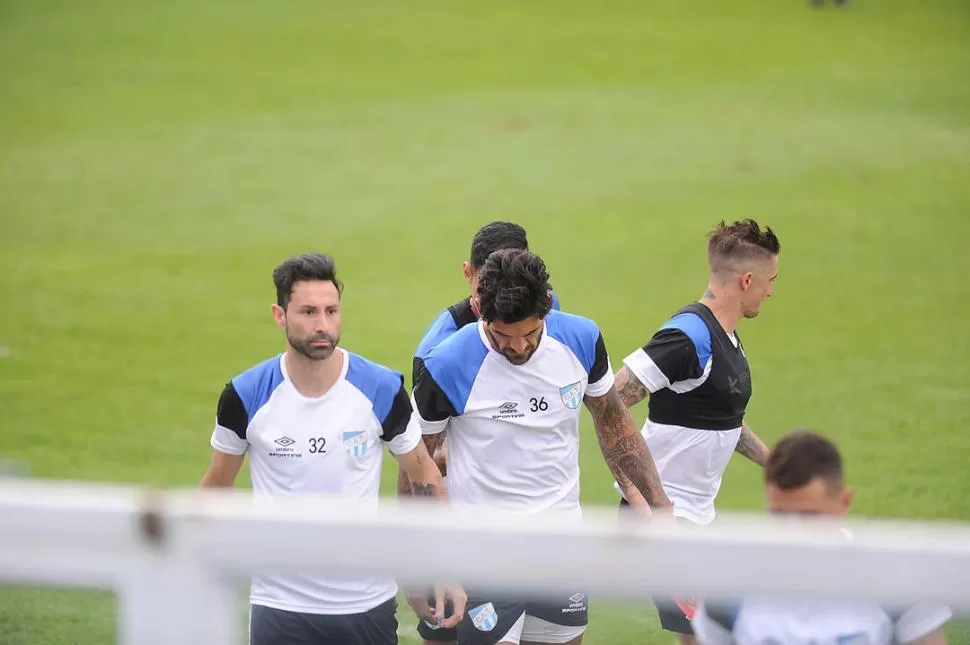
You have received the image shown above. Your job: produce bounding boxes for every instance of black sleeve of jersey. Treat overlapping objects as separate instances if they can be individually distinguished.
[412,357,458,422]
[590,332,610,384]
[216,382,248,441]
[642,328,703,383]
[411,355,425,391]
[381,380,413,442]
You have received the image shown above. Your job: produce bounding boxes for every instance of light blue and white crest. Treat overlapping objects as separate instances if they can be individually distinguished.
[560,381,583,409]
[837,634,870,645]
[343,431,368,458]
[469,602,498,632]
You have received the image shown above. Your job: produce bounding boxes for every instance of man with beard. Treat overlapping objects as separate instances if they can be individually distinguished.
[408,248,671,645]
[200,252,463,645]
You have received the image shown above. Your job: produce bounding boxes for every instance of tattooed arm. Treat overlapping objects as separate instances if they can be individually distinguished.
[735,422,770,467]
[393,437,447,499]
[614,365,650,408]
[585,386,671,509]
[397,433,447,497]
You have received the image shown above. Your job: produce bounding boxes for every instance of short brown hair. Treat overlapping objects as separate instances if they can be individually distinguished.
[273,253,343,309]
[765,429,843,491]
[707,219,780,277]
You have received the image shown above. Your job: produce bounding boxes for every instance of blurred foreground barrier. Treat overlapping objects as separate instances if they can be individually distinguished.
[1,479,969,645]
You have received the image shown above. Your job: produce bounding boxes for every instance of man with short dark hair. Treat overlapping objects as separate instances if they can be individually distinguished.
[200,253,462,645]
[692,429,953,645]
[613,219,779,642]
[400,222,561,645]
[408,248,671,645]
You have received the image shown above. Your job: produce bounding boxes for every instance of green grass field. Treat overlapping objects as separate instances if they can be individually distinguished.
[2,0,969,642]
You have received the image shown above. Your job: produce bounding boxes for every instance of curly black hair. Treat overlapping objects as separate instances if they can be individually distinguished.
[476,249,553,324]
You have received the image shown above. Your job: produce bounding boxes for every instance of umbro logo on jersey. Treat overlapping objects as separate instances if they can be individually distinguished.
[491,401,524,420]
[269,436,301,458]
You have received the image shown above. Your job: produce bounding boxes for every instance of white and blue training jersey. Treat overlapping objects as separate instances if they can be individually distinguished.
[408,309,613,514]
[692,597,952,645]
[210,348,419,615]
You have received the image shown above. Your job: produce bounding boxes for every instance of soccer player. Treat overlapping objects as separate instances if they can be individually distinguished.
[199,253,462,645]
[612,219,778,643]
[409,248,671,645]
[399,221,561,645]
[692,429,953,645]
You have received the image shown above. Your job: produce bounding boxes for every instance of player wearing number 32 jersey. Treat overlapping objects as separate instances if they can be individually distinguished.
[200,253,457,645]
[408,248,671,645]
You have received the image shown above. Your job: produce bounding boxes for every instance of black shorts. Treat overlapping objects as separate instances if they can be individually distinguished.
[416,590,458,643]
[618,497,696,635]
[250,598,398,645]
[456,591,588,645]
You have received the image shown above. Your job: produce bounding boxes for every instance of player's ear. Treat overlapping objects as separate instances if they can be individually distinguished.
[462,261,473,283]
[840,487,854,515]
[740,271,754,292]
[470,296,481,319]
[271,303,286,330]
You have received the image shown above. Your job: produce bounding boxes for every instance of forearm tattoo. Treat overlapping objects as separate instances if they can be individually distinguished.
[586,387,669,507]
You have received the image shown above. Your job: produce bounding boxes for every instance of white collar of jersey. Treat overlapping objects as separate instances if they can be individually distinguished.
[476,320,550,367]
[278,347,350,401]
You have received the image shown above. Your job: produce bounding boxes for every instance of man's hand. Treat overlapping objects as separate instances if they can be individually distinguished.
[433,583,467,629]
[404,583,466,629]
[585,385,672,510]
[405,588,437,625]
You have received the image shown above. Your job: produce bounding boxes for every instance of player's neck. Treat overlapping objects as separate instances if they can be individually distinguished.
[700,285,742,336]
[284,347,344,398]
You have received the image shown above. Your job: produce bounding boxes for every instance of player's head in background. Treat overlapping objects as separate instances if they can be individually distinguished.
[271,253,343,362]
[464,221,529,302]
[705,219,780,319]
[476,248,554,366]
[764,429,853,517]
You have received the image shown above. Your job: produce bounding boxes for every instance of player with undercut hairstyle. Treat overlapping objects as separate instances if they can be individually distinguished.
[613,219,780,643]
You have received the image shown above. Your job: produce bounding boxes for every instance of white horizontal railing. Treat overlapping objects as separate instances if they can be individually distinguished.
[1,479,969,644]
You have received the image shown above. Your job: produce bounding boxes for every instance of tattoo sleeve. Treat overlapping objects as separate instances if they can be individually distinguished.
[735,424,770,467]
[585,386,670,508]
[614,366,650,408]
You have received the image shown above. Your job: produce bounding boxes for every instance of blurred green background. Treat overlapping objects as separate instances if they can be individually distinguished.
[1,0,969,642]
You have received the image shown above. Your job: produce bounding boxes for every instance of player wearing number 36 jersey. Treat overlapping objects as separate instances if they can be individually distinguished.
[408,248,671,645]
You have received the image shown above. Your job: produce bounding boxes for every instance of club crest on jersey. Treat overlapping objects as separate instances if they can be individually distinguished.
[469,602,498,632]
[343,431,368,458]
[560,381,582,409]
